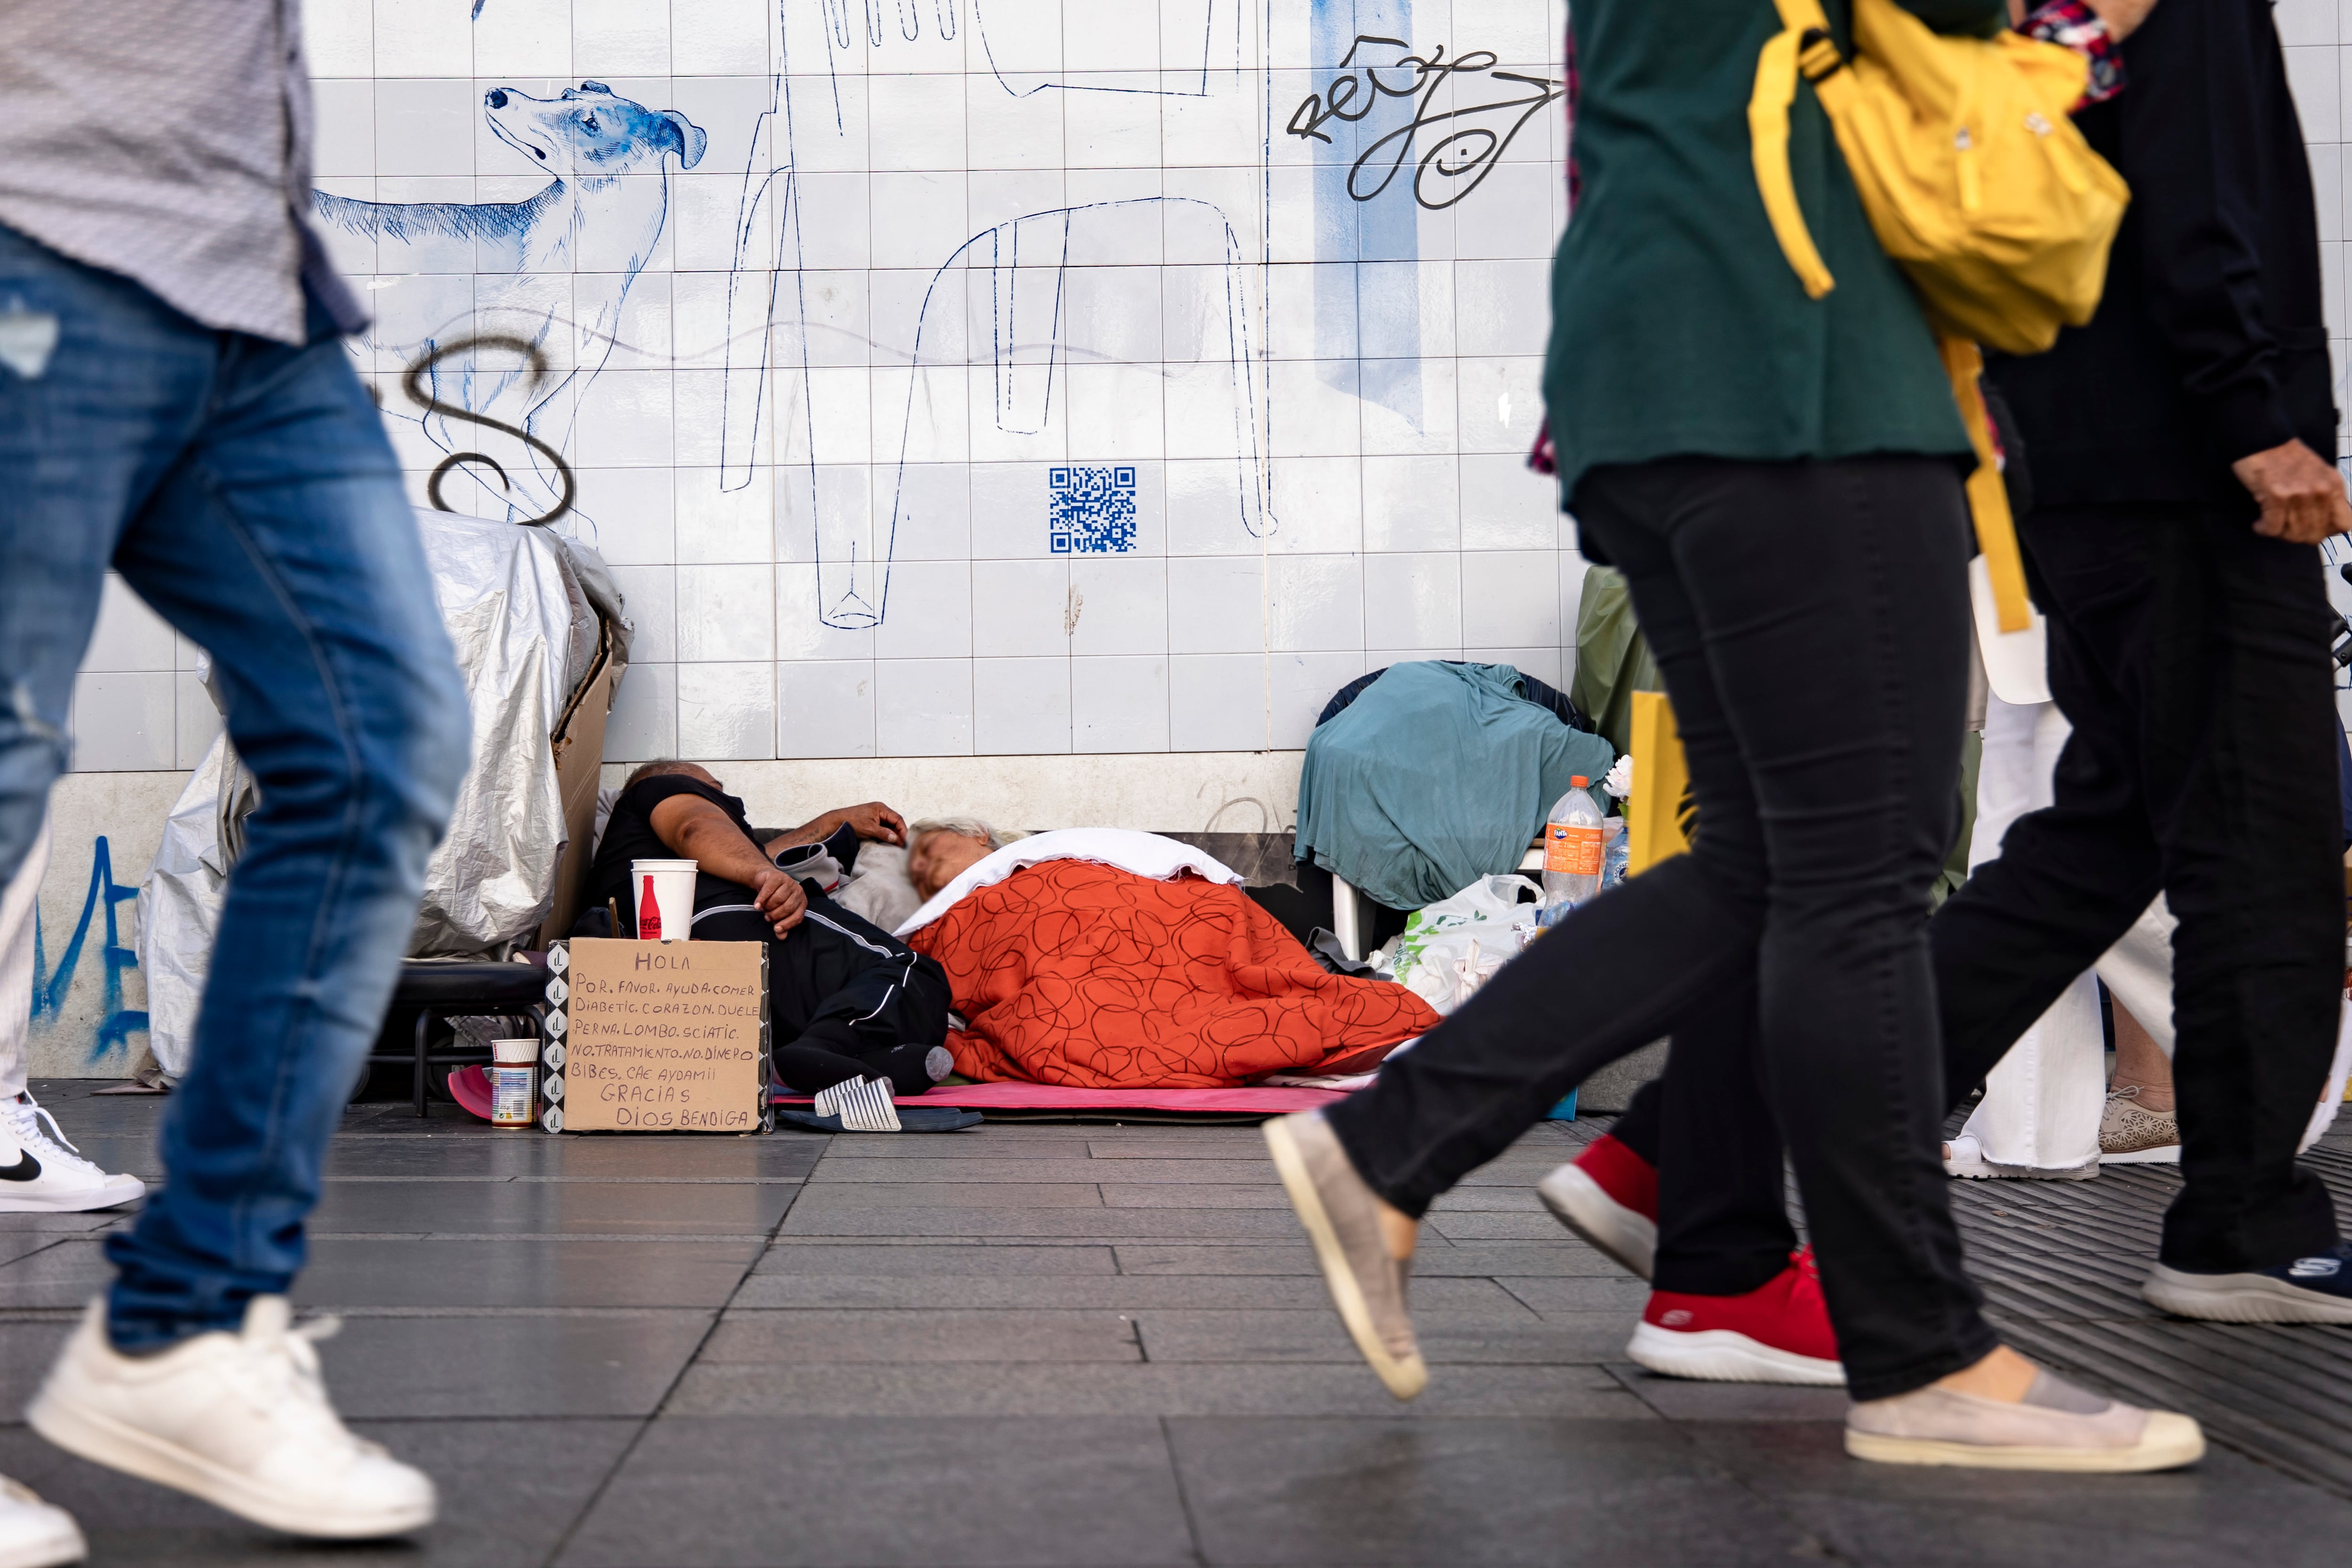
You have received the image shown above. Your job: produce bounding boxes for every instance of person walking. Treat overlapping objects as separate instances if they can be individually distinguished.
[0,2,471,1554]
[1542,0,2352,1387]
[1263,0,2204,1472]
[1944,0,2352,1321]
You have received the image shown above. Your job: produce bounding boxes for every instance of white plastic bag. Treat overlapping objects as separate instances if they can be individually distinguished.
[1387,874,1542,1015]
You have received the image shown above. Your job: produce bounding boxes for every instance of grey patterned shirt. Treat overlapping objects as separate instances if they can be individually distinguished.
[0,0,365,345]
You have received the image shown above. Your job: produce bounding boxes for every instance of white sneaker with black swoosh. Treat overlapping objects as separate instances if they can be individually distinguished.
[0,1095,143,1213]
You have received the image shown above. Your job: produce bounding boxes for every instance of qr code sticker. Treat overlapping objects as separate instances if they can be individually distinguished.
[1048,466,1138,554]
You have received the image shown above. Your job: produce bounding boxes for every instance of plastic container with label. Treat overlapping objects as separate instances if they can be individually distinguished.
[489,1037,540,1128]
[1539,776,1606,927]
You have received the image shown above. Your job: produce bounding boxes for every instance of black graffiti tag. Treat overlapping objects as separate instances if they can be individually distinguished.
[1286,35,1563,212]
[400,334,576,527]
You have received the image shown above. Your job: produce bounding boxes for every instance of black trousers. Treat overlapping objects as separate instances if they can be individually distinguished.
[692,882,953,1092]
[1617,502,2345,1280]
[1327,454,1996,1402]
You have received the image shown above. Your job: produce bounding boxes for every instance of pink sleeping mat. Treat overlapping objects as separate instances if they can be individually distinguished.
[770,1081,1344,1123]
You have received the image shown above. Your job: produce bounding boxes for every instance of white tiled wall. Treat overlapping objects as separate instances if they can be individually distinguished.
[65,0,1576,770]
[70,578,220,773]
[76,2,2352,770]
[2276,0,2348,433]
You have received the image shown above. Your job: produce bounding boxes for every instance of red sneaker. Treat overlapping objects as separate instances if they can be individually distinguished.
[1536,1132,1658,1279]
[1629,1248,1843,1386]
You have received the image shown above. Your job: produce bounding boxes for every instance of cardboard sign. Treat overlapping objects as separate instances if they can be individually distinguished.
[545,937,771,1133]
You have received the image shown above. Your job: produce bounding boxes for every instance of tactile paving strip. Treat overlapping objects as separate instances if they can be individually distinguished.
[1945,1128,2352,1497]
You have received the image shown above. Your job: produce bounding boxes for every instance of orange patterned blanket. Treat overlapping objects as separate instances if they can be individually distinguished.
[906,860,1439,1088]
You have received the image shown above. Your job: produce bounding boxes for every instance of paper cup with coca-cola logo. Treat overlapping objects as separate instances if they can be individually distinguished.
[630,859,697,941]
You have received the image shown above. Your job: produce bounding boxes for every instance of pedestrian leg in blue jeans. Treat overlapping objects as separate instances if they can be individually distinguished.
[0,222,469,1349]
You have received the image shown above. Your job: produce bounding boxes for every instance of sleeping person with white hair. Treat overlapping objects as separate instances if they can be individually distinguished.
[904,817,1014,901]
[890,824,1438,1089]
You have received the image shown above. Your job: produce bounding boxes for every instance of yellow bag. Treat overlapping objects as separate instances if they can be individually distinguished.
[1748,0,2129,630]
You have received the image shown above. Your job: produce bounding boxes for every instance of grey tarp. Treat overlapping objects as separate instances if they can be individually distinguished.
[1293,661,1617,911]
[138,510,628,1071]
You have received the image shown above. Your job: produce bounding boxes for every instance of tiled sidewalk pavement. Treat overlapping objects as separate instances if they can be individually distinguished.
[0,1081,2348,1565]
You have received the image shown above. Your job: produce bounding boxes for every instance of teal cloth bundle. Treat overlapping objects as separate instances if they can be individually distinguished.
[1294,662,1617,912]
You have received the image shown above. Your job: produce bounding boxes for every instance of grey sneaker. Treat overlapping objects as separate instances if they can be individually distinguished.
[1263,1111,1427,1400]
[1847,1369,2203,1472]
[2144,1241,2352,1325]
[2099,1087,2180,1165]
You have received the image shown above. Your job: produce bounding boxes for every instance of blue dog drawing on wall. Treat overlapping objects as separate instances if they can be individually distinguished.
[313,83,705,523]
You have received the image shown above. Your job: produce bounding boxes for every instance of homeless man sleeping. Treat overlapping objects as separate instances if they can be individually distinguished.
[586,761,957,1097]
[591,767,1440,1097]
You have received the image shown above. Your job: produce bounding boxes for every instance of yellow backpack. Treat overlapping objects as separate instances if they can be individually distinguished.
[1748,0,2129,630]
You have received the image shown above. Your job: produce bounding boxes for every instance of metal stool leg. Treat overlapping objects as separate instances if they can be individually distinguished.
[413,1010,432,1118]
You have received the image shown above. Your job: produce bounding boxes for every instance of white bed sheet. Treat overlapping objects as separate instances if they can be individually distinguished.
[892,828,1242,938]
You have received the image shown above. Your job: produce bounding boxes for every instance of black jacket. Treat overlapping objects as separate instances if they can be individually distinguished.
[1988,0,2335,515]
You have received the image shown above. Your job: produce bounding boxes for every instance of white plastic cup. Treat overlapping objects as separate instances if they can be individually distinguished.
[630,859,698,942]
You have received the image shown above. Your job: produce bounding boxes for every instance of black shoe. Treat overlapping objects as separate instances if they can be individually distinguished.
[2143,1241,2352,1324]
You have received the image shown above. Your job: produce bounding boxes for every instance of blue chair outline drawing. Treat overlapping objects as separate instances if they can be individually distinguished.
[790,196,1272,628]
[720,0,1271,631]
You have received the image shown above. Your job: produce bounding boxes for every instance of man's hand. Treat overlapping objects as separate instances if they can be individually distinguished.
[750,867,807,938]
[2233,438,2352,543]
[767,801,910,854]
[837,801,908,845]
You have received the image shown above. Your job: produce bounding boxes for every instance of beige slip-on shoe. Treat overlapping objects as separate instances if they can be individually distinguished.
[1846,1369,2203,1472]
[1263,1111,1428,1400]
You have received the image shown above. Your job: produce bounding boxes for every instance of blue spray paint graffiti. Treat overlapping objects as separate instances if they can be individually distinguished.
[31,838,146,1063]
[1308,1,1420,425]
[1291,13,1565,428]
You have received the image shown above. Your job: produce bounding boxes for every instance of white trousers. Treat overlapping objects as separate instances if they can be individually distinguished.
[1959,697,2350,1166]
[0,813,49,1104]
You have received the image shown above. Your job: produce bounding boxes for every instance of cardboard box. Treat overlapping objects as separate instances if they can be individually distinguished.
[538,628,625,947]
[543,937,771,1133]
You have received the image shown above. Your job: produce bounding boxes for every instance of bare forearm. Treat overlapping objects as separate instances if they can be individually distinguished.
[676,816,779,887]
[767,802,907,849]
[765,810,848,852]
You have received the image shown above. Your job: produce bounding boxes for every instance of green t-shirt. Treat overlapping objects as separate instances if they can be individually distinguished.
[1544,0,2002,496]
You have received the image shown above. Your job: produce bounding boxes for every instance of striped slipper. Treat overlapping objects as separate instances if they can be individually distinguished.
[812,1077,902,1132]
